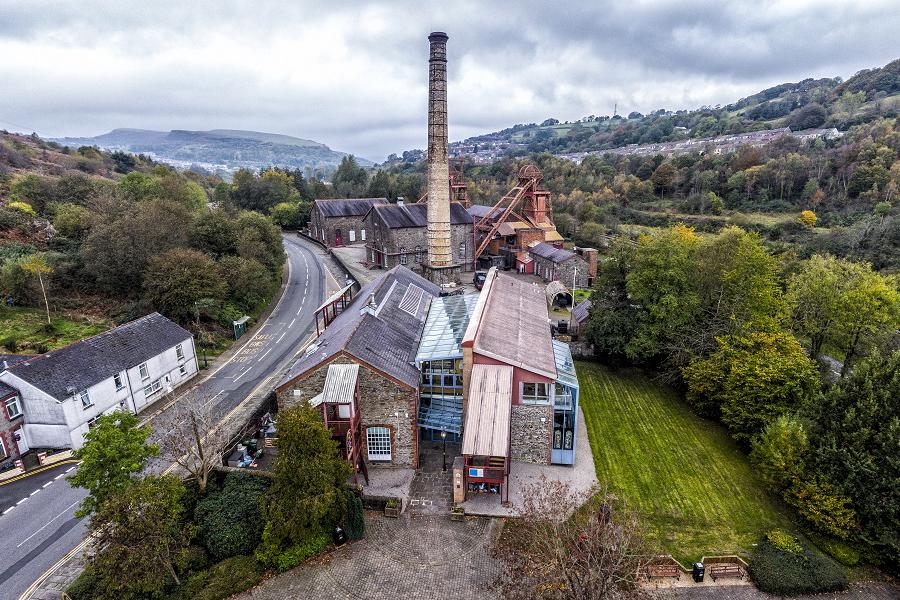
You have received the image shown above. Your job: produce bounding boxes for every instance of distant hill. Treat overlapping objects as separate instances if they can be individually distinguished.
[52,128,371,175]
[444,57,899,162]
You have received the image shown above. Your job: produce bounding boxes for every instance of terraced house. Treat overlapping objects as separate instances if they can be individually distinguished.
[0,313,198,451]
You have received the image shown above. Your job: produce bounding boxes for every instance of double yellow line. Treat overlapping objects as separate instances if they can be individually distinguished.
[0,459,78,487]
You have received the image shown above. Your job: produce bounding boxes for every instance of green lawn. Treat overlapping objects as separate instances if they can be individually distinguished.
[577,361,794,564]
[0,306,108,354]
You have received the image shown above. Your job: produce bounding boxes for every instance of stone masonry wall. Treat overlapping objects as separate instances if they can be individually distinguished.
[310,211,370,247]
[533,255,589,288]
[510,404,552,465]
[276,354,418,468]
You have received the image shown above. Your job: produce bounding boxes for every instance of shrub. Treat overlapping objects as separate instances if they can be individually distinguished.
[806,531,861,566]
[6,201,36,216]
[345,490,365,539]
[195,472,269,560]
[750,536,848,595]
[785,478,857,539]
[175,556,263,600]
[2,336,18,352]
[65,568,98,600]
[766,530,802,554]
[266,533,331,572]
[175,544,210,575]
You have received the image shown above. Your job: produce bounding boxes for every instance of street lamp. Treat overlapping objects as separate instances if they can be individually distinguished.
[440,430,447,472]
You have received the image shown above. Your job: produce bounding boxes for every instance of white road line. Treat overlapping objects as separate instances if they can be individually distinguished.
[17,500,80,548]
[3,507,14,515]
[233,367,253,383]
[16,498,27,505]
[64,467,75,474]
[54,474,64,480]
[29,490,39,496]
[42,481,52,488]
[289,318,296,328]
[276,331,287,343]
[203,390,226,408]
[257,348,272,362]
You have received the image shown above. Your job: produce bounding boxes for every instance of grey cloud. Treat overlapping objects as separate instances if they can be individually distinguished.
[0,0,897,160]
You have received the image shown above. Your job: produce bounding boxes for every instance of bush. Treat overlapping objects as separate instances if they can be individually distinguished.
[345,490,365,539]
[195,472,269,560]
[766,529,802,554]
[65,568,98,600]
[175,544,210,575]
[806,531,861,566]
[6,201,36,216]
[257,532,330,572]
[750,536,848,595]
[175,556,263,600]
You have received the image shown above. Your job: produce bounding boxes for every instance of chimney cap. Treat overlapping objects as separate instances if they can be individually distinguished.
[428,31,449,42]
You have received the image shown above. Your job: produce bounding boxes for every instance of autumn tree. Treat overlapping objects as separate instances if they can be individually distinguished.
[20,254,53,324]
[143,248,227,323]
[493,477,648,600]
[157,394,227,495]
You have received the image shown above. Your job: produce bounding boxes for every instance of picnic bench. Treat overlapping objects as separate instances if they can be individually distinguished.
[708,563,745,581]
[645,563,681,580]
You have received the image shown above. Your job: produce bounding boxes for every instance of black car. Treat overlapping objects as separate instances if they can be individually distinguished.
[473,271,487,290]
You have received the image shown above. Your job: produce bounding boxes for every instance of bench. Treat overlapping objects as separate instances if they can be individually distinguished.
[645,564,681,580]
[708,563,745,581]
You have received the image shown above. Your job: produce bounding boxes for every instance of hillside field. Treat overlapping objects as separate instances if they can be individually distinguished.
[0,306,108,354]
[577,361,794,564]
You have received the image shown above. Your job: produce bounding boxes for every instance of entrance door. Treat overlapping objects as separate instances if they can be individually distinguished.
[14,427,28,456]
[551,409,575,465]
[335,228,343,246]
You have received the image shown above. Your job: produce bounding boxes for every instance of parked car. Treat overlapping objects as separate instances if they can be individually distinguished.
[473,271,487,290]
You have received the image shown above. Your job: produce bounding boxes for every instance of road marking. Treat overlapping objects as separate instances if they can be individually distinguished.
[289,318,296,328]
[16,498,27,505]
[54,474,64,480]
[3,506,14,515]
[17,530,93,600]
[17,501,80,548]
[257,348,272,362]
[29,490,40,496]
[233,367,252,383]
[65,467,75,474]
[43,481,53,488]
[202,390,226,408]
[0,459,79,487]
[276,331,287,343]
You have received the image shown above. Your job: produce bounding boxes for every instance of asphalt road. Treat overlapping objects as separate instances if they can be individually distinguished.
[0,233,327,600]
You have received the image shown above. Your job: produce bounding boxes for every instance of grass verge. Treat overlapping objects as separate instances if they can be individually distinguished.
[0,306,108,353]
[577,361,794,564]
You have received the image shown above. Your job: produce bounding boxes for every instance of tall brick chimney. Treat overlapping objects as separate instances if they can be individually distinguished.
[425,31,455,280]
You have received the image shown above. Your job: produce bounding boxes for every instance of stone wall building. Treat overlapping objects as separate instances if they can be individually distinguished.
[529,242,594,288]
[275,266,441,471]
[363,202,473,272]
[309,198,385,247]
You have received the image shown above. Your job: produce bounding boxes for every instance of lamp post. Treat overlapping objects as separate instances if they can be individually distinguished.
[440,429,447,472]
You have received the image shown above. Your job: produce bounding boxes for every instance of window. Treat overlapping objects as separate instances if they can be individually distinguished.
[139,362,149,381]
[143,379,162,397]
[399,247,407,265]
[414,245,422,264]
[360,229,366,241]
[349,229,356,242]
[179,364,187,376]
[175,344,184,361]
[366,427,392,461]
[79,390,93,409]
[0,436,6,459]
[5,395,23,419]
[459,240,466,260]
[114,372,124,390]
[521,382,550,405]
[87,416,99,430]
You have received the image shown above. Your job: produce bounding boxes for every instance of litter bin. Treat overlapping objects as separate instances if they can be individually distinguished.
[332,526,347,546]
[692,562,705,583]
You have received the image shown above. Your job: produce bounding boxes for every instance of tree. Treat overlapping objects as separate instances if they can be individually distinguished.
[750,414,809,490]
[798,209,817,228]
[344,489,365,540]
[143,248,227,323]
[235,210,285,276]
[331,155,369,198]
[88,475,193,597]
[157,395,227,495]
[217,255,276,311]
[20,254,53,324]
[67,411,158,517]
[195,472,269,559]
[682,331,818,441]
[788,103,827,130]
[189,208,238,258]
[649,162,676,196]
[807,350,900,560]
[258,405,351,565]
[585,239,638,358]
[493,476,648,600]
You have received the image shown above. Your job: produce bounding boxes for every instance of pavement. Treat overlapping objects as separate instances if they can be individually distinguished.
[0,233,332,600]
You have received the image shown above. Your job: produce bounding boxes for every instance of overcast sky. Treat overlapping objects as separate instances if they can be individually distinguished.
[1,1,898,161]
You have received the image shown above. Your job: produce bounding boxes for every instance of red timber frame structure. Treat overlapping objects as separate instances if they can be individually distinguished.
[462,454,510,504]
[317,370,369,485]
[314,283,354,336]
[472,164,553,266]
[416,157,470,208]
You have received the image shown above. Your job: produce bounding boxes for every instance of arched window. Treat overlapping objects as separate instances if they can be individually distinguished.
[415,246,422,263]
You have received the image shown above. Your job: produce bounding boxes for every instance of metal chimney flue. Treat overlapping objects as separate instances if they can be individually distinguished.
[426,31,452,270]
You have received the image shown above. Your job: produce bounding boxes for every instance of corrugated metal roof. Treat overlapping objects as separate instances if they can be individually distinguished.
[467,204,496,219]
[321,363,358,404]
[529,242,576,264]
[473,271,556,380]
[461,364,512,457]
[571,299,592,324]
[315,198,385,218]
[370,202,472,228]
[545,280,571,305]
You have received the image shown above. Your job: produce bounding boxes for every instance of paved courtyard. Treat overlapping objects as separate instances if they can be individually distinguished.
[408,441,458,513]
[237,511,500,600]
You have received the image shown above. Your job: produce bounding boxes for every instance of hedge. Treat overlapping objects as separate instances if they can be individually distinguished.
[195,472,269,560]
[750,534,849,595]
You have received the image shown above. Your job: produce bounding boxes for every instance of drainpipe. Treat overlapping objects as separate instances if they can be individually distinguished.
[123,367,138,414]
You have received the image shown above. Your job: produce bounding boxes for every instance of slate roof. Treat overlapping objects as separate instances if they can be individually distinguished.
[277,266,441,389]
[529,242,576,264]
[370,202,472,229]
[314,198,385,218]
[0,354,33,368]
[0,380,17,399]
[571,299,592,324]
[7,313,192,401]
[467,204,496,220]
